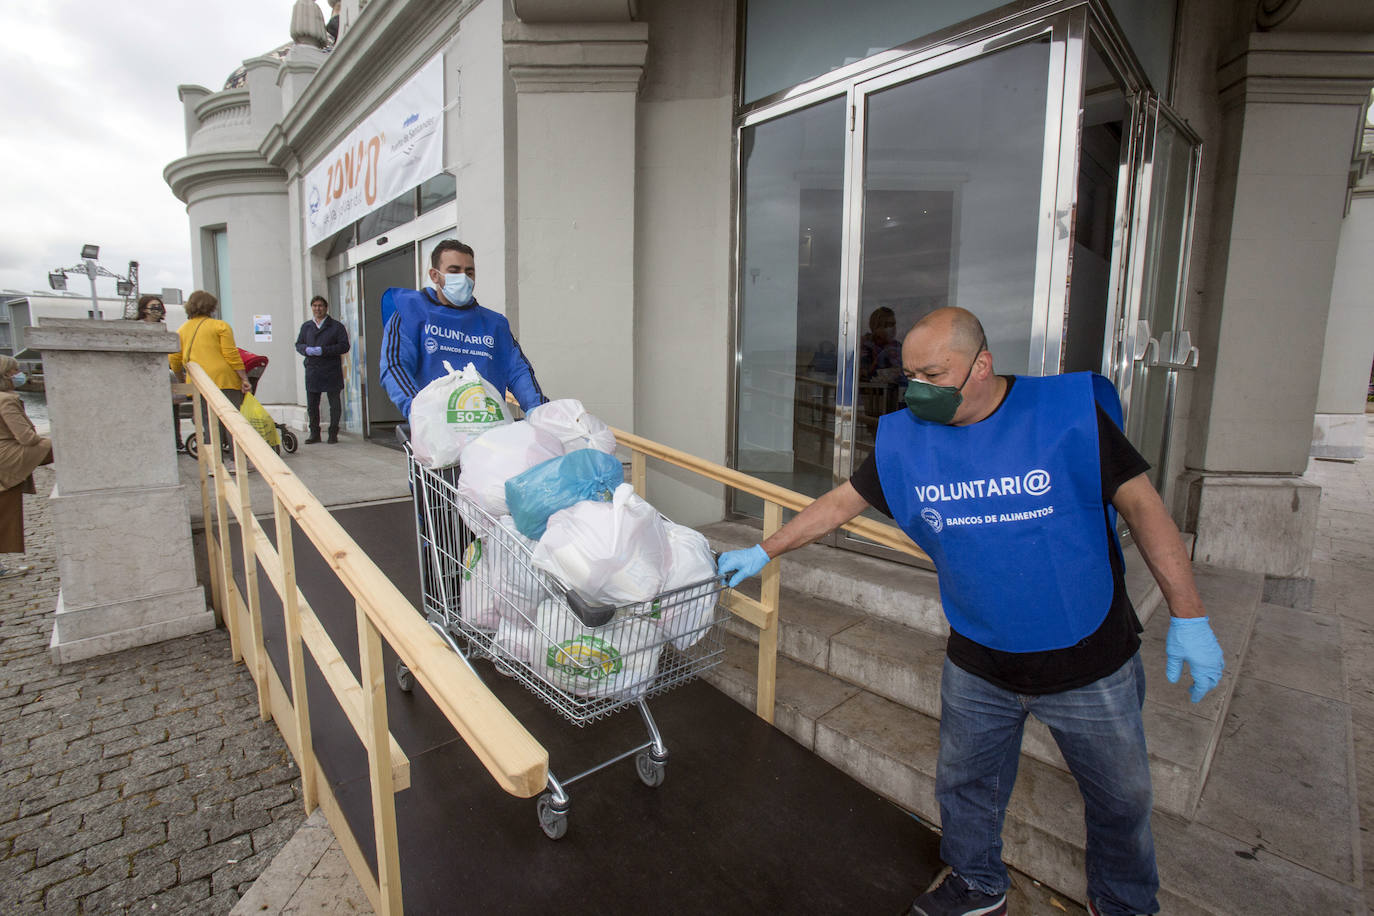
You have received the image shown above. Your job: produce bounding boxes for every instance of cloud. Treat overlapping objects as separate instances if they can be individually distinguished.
[0,0,323,297]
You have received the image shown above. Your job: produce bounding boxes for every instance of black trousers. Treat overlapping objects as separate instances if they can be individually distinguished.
[307,389,342,435]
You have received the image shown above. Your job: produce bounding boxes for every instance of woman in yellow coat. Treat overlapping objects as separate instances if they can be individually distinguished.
[0,355,53,578]
[169,290,252,449]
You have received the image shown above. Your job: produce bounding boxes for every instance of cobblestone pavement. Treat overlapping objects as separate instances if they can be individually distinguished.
[0,467,304,914]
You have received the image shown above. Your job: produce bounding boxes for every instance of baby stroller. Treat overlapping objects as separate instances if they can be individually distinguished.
[182,349,298,459]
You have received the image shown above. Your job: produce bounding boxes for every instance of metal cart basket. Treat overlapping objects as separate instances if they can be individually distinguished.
[396,439,728,839]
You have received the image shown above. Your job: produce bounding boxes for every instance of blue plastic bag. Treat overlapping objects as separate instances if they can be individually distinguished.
[505,448,625,540]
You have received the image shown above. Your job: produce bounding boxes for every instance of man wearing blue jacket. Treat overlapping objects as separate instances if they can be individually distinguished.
[379,239,546,417]
[718,307,1225,916]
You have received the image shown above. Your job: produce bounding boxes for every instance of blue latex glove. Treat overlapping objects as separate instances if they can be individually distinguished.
[306,346,323,356]
[1165,616,1224,703]
[717,544,771,588]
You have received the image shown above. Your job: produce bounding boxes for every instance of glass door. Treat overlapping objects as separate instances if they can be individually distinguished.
[358,244,415,439]
[733,96,848,516]
[1114,100,1202,498]
[837,30,1058,552]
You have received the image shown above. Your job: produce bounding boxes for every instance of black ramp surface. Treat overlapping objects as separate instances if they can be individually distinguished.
[230,500,941,914]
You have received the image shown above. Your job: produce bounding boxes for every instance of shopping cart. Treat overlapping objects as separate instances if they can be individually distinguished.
[395,433,729,839]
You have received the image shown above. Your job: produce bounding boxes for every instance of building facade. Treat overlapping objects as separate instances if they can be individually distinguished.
[165,0,1374,580]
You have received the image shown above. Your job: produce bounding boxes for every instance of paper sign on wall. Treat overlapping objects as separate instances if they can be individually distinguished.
[253,315,272,342]
[303,56,445,247]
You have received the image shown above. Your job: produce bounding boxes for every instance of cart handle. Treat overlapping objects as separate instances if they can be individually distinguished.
[566,590,617,628]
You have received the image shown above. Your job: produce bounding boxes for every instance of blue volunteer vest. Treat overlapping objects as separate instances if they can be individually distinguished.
[874,372,1121,652]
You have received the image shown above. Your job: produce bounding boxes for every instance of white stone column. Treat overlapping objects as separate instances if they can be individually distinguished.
[30,320,214,663]
[1181,32,1374,577]
[1312,157,1374,460]
[503,18,648,431]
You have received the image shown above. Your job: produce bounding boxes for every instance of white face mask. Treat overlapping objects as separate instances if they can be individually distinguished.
[438,272,474,306]
[9,372,25,388]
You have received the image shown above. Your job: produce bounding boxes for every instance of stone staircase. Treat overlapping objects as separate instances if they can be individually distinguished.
[697,520,1284,914]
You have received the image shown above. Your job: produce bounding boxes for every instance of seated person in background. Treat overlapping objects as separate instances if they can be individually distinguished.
[860,306,903,384]
[379,239,546,418]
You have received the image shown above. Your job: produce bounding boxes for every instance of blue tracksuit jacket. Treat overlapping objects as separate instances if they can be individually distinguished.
[378,287,546,417]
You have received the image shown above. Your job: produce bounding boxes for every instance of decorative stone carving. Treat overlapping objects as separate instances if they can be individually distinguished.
[290,0,328,48]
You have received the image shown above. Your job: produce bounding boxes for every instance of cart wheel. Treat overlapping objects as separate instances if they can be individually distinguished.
[536,794,569,840]
[281,428,298,454]
[184,434,198,460]
[635,750,666,788]
[395,661,414,693]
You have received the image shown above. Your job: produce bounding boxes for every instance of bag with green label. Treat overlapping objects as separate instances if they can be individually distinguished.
[410,361,511,469]
[533,598,662,699]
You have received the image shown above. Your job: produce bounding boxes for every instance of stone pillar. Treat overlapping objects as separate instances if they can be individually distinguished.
[503,16,648,431]
[29,320,214,663]
[1312,147,1374,460]
[1182,32,1374,577]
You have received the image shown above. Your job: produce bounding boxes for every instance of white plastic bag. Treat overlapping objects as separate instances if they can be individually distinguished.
[456,519,500,631]
[525,399,617,455]
[494,614,536,664]
[410,361,512,468]
[533,599,662,699]
[657,523,720,650]
[457,423,563,517]
[530,483,670,606]
[490,515,542,622]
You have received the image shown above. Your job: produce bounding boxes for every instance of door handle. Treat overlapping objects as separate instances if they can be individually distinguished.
[1132,320,1151,361]
[1157,330,1200,370]
[1141,337,1161,367]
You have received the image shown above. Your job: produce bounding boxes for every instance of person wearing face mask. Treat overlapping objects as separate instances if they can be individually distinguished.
[295,295,351,444]
[0,355,53,579]
[378,239,546,419]
[717,307,1223,916]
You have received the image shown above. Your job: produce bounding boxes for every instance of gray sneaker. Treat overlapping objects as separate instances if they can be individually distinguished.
[910,872,1007,916]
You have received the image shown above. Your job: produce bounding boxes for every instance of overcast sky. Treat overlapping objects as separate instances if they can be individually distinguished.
[0,1,325,298]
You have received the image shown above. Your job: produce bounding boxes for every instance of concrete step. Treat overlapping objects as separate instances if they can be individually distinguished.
[703,522,1230,815]
[812,687,1359,915]
[716,564,1257,818]
[697,521,1351,912]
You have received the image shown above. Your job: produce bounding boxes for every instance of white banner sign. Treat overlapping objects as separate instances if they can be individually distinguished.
[304,56,444,247]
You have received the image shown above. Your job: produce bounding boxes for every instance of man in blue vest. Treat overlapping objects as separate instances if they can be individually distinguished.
[378,239,546,417]
[718,307,1224,916]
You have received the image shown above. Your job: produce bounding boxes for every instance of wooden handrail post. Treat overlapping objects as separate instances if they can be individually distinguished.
[357,600,403,915]
[191,392,224,623]
[756,500,783,723]
[208,403,241,663]
[630,449,646,498]
[235,439,271,722]
[274,494,318,814]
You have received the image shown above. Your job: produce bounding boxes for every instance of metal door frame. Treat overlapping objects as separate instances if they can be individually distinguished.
[726,0,1176,561]
[1110,96,1203,494]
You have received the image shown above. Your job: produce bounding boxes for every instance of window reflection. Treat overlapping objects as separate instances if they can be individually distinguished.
[852,38,1051,483]
[735,98,847,514]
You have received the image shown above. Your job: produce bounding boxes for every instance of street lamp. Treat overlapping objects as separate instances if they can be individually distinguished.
[46,246,139,320]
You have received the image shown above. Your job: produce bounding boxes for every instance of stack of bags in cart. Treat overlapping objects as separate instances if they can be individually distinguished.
[408,364,721,699]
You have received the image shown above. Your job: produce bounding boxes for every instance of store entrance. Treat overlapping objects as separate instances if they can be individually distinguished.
[358,245,414,440]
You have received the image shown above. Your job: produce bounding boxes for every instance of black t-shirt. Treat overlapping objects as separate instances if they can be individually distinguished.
[848,376,1150,694]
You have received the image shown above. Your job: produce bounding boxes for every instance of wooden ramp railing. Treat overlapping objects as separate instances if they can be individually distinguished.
[183,367,926,914]
[180,366,547,916]
[611,427,929,722]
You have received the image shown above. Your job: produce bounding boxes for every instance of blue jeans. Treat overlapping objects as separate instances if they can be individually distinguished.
[936,654,1159,915]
